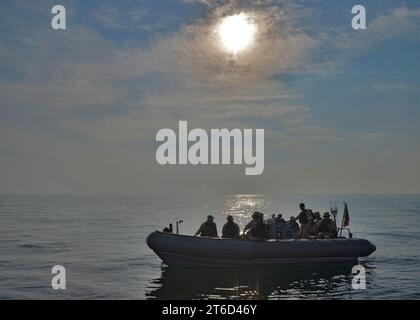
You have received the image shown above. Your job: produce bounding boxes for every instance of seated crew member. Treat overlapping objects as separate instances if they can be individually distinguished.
[287,216,300,239]
[313,212,322,224]
[243,212,267,240]
[318,212,338,238]
[194,215,218,237]
[222,215,240,239]
[275,214,287,239]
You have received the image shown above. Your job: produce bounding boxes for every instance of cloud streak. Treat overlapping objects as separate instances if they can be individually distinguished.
[0,1,419,194]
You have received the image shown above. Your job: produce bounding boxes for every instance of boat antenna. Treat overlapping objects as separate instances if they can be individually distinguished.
[176,220,184,234]
[331,202,338,229]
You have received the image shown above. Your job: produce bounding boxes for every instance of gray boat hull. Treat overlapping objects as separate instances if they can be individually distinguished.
[147,231,376,267]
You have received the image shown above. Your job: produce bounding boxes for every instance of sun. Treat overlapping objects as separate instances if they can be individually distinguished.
[217,13,256,55]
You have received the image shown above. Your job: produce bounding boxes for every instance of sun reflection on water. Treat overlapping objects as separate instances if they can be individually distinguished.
[221,194,271,225]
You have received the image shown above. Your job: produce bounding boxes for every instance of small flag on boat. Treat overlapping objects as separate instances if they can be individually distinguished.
[343,202,350,227]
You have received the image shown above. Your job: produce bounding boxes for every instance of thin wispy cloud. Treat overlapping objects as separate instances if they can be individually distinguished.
[311,6,420,73]
[372,83,420,92]
[0,0,419,194]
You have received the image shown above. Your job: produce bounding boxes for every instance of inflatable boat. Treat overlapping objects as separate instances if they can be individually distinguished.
[147,231,376,267]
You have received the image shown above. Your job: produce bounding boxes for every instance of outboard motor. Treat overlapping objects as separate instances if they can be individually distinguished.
[176,220,183,234]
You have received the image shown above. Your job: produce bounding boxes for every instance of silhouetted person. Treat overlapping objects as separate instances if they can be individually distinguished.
[313,212,322,224]
[287,216,300,239]
[275,214,287,239]
[297,203,316,238]
[300,217,317,239]
[244,212,267,240]
[297,203,308,224]
[195,215,218,237]
[297,203,308,238]
[318,212,338,238]
[243,212,258,234]
[222,215,240,239]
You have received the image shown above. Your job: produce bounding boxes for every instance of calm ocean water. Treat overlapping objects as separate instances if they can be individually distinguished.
[0,194,419,300]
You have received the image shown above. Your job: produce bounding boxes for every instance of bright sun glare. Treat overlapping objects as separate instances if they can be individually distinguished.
[217,13,256,55]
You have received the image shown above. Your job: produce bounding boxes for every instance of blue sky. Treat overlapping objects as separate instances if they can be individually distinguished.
[0,0,419,195]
